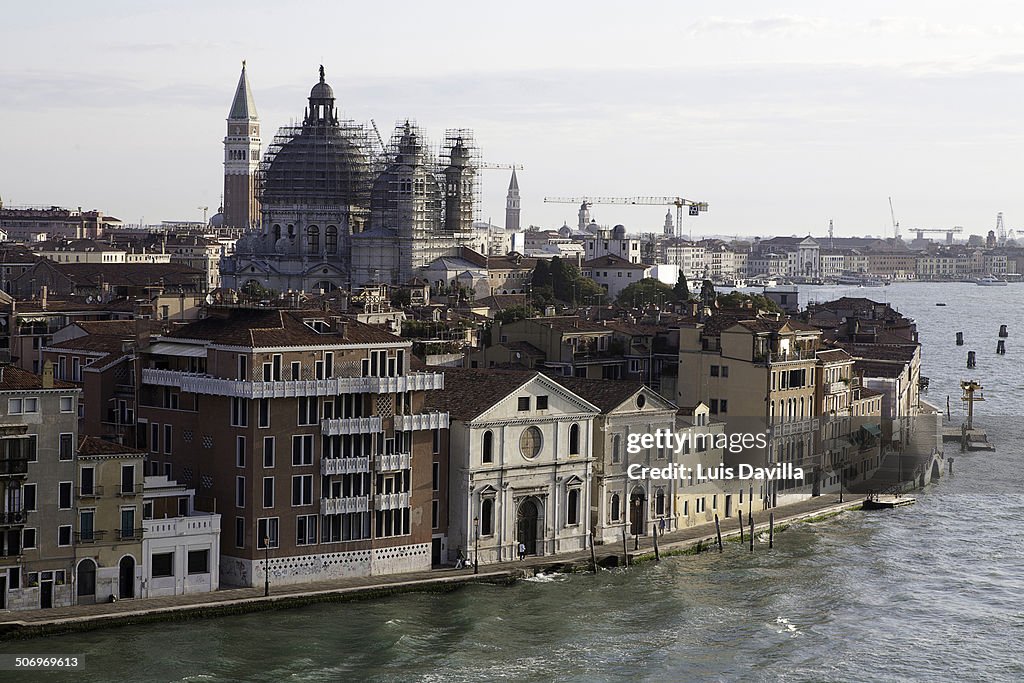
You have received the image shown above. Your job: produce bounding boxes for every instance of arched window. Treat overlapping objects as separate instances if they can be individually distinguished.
[569,423,580,455]
[272,224,281,243]
[307,226,320,253]
[326,226,338,254]
[482,430,493,464]
[612,434,621,464]
[481,498,494,536]
[567,488,580,525]
[610,493,621,521]
[655,489,666,516]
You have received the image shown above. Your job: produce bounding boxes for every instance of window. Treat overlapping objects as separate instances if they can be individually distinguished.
[710,365,720,377]
[8,397,39,414]
[567,488,580,525]
[58,525,72,547]
[152,552,174,578]
[60,396,74,413]
[257,518,279,548]
[235,517,245,548]
[696,497,706,513]
[612,435,622,464]
[187,549,210,574]
[164,424,172,454]
[120,507,136,539]
[482,430,494,464]
[721,366,729,378]
[292,435,314,466]
[290,361,301,380]
[230,398,249,427]
[719,400,728,414]
[610,493,621,522]
[536,395,549,410]
[432,462,440,491]
[298,397,318,426]
[431,500,439,529]
[58,433,74,461]
[326,226,338,254]
[236,476,245,508]
[262,477,274,508]
[655,489,666,516]
[79,509,95,542]
[432,429,440,454]
[296,514,317,545]
[26,435,37,463]
[263,437,275,468]
[236,436,246,467]
[517,397,530,411]
[24,483,36,511]
[710,399,719,415]
[480,498,494,535]
[569,423,580,455]
[292,474,313,506]
[58,481,72,509]
[151,423,159,453]
[258,399,271,428]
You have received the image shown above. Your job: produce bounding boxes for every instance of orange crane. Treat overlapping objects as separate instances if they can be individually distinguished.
[544,195,708,239]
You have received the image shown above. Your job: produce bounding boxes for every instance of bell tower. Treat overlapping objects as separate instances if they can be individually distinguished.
[504,169,520,231]
[223,61,260,229]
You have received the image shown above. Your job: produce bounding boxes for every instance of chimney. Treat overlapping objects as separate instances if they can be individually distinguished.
[40,285,47,310]
[42,359,54,388]
[332,317,347,338]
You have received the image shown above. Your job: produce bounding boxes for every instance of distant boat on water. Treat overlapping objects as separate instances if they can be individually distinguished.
[837,271,886,287]
[975,275,1008,286]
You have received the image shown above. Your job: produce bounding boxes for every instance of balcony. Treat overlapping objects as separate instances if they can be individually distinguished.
[74,530,107,543]
[826,381,848,395]
[376,492,411,510]
[76,485,105,499]
[0,457,29,477]
[320,495,370,516]
[142,369,445,399]
[143,512,220,539]
[394,411,449,431]
[320,416,382,436]
[0,510,27,526]
[116,484,144,497]
[770,418,820,437]
[116,527,144,541]
[378,452,411,471]
[321,457,371,476]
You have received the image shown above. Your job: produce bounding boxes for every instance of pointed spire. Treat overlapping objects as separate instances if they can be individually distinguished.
[508,168,519,192]
[229,60,258,120]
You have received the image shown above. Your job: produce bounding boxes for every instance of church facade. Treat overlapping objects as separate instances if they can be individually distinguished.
[221,66,480,295]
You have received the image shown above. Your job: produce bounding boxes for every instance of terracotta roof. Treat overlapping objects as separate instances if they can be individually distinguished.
[854,360,905,379]
[43,262,204,287]
[582,254,649,269]
[603,320,661,337]
[815,349,853,363]
[164,308,403,348]
[857,386,885,399]
[46,335,129,355]
[0,365,75,390]
[530,316,609,334]
[78,435,145,457]
[835,342,918,362]
[550,376,651,413]
[424,368,535,421]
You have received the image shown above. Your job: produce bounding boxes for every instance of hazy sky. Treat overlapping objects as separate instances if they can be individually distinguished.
[3,1,1024,238]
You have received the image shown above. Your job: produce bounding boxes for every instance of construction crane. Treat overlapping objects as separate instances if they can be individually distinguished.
[369,119,386,155]
[908,226,964,244]
[476,162,523,171]
[544,196,708,239]
[198,206,208,224]
[888,197,900,240]
[996,212,1006,245]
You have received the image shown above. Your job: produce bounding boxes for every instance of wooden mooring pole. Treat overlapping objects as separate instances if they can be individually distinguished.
[590,528,598,574]
[621,526,629,567]
[653,523,660,561]
[738,511,744,543]
[749,516,755,552]
[769,512,775,549]
[714,515,723,553]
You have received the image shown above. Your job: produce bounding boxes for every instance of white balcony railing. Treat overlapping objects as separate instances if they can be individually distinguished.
[827,381,847,395]
[376,492,411,510]
[321,457,371,476]
[394,411,449,431]
[377,452,411,471]
[320,416,382,436]
[142,512,220,539]
[320,495,370,516]
[142,369,444,399]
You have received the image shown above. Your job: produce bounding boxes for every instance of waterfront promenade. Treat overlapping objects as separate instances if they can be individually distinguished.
[0,493,861,639]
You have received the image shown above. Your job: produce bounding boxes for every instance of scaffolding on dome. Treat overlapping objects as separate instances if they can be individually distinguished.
[370,120,443,243]
[438,129,482,236]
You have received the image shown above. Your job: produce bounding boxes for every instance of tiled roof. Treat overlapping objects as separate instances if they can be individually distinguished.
[78,435,145,457]
[815,349,853,363]
[164,308,403,348]
[550,376,650,413]
[531,316,609,334]
[854,360,905,378]
[834,342,918,362]
[424,368,535,421]
[46,335,128,355]
[582,254,649,269]
[0,365,75,390]
[50,262,204,286]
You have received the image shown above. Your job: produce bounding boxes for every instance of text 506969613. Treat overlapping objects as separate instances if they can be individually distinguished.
[0,655,83,670]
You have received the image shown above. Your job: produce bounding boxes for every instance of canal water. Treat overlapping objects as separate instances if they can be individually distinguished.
[3,283,1022,682]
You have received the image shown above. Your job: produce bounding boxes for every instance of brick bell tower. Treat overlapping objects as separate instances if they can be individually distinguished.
[223,61,261,229]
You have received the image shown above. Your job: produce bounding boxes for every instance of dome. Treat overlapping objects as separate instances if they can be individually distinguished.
[261,125,372,206]
[370,124,442,232]
[310,80,334,100]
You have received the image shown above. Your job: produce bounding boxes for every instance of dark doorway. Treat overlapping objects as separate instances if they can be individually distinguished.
[431,538,442,566]
[119,556,135,599]
[630,490,646,536]
[516,498,540,555]
[725,494,733,519]
[77,559,97,605]
[0,576,6,610]
[40,580,53,609]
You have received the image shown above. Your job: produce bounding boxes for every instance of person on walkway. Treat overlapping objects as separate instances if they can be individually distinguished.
[455,549,465,569]
[659,517,666,534]
[518,541,526,560]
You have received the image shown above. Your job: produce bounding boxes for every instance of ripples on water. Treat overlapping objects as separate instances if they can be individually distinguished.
[3,284,1024,682]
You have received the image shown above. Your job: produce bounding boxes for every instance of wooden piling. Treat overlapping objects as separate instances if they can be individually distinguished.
[769,512,775,549]
[997,340,1006,355]
[653,524,660,562]
[714,515,723,553]
[956,332,964,346]
[999,324,1008,338]
[948,457,954,474]
[590,529,598,574]
[749,516,754,552]
[621,526,629,567]
[967,351,976,368]
[738,511,744,543]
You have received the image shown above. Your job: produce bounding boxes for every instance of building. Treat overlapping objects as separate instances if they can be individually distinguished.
[0,204,122,241]
[504,170,520,231]
[11,260,206,299]
[72,437,145,604]
[223,61,261,230]
[582,225,643,264]
[488,316,622,379]
[133,306,447,587]
[581,254,652,301]
[0,363,80,611]
[31,239,172,265]
[425,369,598,564]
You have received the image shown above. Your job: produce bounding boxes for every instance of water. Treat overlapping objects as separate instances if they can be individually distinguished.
[4,283,1023,682]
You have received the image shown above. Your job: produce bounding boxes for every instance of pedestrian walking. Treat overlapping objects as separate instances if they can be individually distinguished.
[518,541,526,560]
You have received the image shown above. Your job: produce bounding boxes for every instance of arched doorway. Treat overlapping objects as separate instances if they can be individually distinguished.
[630,489,646,536]
[77,559,97,605]
[119,556,136,599]
[516,498,541,556]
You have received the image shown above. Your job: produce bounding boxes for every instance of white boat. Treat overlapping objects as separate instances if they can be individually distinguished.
[975,275,1008,286]
[837,271,885,287]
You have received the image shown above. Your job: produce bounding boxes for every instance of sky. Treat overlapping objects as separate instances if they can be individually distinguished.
[3,0,1024,238]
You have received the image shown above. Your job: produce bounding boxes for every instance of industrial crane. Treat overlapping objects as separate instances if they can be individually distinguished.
[476,162,523,171]
[888,197,900,240]
[543,195,708,239]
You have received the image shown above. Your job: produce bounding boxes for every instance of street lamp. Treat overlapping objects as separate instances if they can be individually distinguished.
[473,516,480,574]
[263,535,270,597]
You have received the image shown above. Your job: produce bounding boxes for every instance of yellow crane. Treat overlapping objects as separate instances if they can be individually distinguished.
[544,195,708,238]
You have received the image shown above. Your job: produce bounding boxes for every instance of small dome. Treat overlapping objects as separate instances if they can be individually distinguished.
[310,80,334,100]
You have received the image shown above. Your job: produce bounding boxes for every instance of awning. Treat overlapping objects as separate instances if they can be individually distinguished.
[861,423,882,437]
[148,342,207,358]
